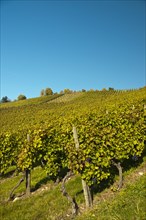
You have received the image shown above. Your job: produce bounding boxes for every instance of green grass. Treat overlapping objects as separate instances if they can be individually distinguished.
[0,161,146,220]
[76,174,146,220]
[1,188,68,220]
[0,167,84,220]
[0,167,47,201]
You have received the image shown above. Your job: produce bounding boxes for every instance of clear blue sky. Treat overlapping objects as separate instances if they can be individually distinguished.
[1,0,145,100]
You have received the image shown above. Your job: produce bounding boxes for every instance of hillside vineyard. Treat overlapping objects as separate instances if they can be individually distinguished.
[0,88,146,186]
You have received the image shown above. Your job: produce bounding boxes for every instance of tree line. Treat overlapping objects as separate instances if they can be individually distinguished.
[0,87,116,103]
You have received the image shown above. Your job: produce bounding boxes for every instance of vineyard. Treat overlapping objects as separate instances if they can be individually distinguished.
[0,87,146,219]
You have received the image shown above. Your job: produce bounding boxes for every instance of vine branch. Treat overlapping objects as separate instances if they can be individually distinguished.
[112,161,123,190]
[8,171,25,201]
[61,171,79,216]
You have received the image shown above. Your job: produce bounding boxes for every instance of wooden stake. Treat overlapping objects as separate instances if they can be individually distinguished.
[25,134,31,196]
[73,126,92,208]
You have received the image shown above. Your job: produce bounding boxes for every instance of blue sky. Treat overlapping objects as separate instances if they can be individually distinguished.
[1,0,145,100]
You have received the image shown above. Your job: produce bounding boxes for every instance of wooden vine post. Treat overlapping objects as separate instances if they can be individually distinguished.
[26,134,31,196]
[73,126,93,208]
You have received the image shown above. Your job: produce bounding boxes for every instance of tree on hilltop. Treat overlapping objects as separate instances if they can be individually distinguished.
[63,88,73,94]
[40,88,53,96]
[109,87,114,91]
[45,87,53,96]
[1,96,11,103]
[17,94,27,101]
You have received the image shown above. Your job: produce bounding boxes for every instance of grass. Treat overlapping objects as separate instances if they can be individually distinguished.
[0,167,84,220]
[1,189,67,220]
[0,161,146,220]
[0,167,47,201]
[76,174,146,220]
